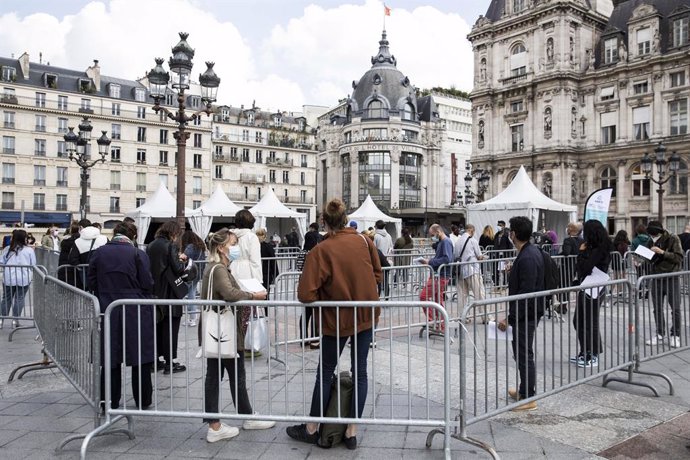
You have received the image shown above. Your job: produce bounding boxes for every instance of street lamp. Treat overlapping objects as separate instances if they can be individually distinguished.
[148,32,221,228]
[641,142,680,222]
[63,117,111,220]
[423,185,428,234]
[463,168,475,205]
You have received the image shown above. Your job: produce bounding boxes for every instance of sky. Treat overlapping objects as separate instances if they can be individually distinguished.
[0,0,488,112]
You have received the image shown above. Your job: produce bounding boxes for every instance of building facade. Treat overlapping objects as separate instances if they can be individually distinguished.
[468,0,690,235]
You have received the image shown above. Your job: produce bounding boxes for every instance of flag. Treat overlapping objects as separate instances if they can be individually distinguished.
[583,188,613,228]
[384,4,391,16]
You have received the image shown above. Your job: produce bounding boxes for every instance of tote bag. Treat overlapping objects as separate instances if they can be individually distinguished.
[244,309,269,352]
[202,266,237,359]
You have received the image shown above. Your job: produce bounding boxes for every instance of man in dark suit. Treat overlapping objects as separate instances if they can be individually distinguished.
[303,222,322,252]
[498,216,544,411]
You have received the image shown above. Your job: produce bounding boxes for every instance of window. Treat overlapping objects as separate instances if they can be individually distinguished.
[111,147,121,162]
[510,100,524,113]
[600,112,617,144]
[510,43,527,77]
[58,117,68,134]
[134,88,146,102]
[137,127,147,142]
[637,27,651,55]
[513,0,525,12]
[669,161,688,195]
[3,111,14,129]
[631,164,650,197]
[282,171,289,184]
[268,150,276,162]
[79,79,92,92]
[109,196,120,213]
[357,151,391,205]
[301,154,307,168]
[137,107,146,119]
[160,129,168,144]
[1,66,16,81]
[159,174,168,188]
[58,95,68,110]
[363,128,388,139]
[242,148,250,162]
[34,165,46,186]
[214,165,223,179]
[136,149,146,164]
[2,163,15,184]
[35,139,46,156]
[300,171,306,185]
[633,106,650,140]
[1,192,14,209]
[255,150,263,163]
[81,98,91,110]
[56,194,67,211]
[35,114,46,132]
[135,198,146,208]
[269,170,276,183]
[193,176,202,194]
[192,200,201,209]
[601,86,615,100]
[111,123,121,140]
[136,172,146,192]
[56,167,68,187]
[2,136,15,154]
[109,84,121,98]
[111,103,120,116]
[110,171,121,190]
[45,74,57,88]
[604,38,618,64]
[165,93,174,106]
[189,96,201,109]
[670,99,688,135]
[247,112,255,125]
[401,103,415,121]
[35,92,46,108]
[230,147,238,159]
[33,193,45,211]
[510,124,524,152]
[673,17,689,48]
[192,116,201,126]
[255,132,263,143]
[193,154,202,168]
[633,81,649,94]
[242,130,250,142]
[298,119,305,131]
[57,141,67,158]
[366,100,387,118]
[194,133,202,148]
[159,150,168,165]
[671,71,685,88]
[300,190,307,203]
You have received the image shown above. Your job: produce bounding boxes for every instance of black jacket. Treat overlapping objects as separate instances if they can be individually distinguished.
[679,232,690,253]
[650,231,684,274]
[260,241,279,289]
[560,236,583,256]
[303,230,322,252]
[494,230,511,251]
[146,237,186,317]
[508,243,544,324]
[576,244,611,281]
[57,235,78,285]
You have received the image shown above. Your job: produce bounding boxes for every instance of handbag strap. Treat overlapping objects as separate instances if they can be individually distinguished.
[206,264,222,301]
[457,237,471,261]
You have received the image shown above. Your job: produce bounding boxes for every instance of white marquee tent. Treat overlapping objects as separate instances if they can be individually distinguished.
[187,184,242,240]
[348,194,402,239]
[249,188,307,245]
[466,166,577,239]
[124,182,182,246]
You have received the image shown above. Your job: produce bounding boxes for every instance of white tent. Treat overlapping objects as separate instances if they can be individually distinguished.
[466,166,577,240]
[348,194,402,239]
[187,185,242,240]
[124,182,180,246]
[249,188,307,245]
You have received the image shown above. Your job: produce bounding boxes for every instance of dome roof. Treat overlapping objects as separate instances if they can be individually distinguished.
[350,31,417,115]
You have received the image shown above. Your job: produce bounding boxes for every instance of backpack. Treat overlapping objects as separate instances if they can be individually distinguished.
[542,250,559,291]
[318,372,353,448]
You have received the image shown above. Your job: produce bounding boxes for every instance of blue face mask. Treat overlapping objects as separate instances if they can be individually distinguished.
[228,245,241,261]
[431,235,439,243]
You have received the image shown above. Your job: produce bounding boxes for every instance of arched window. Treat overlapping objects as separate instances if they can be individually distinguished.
[511,43,527,77]
[670,160,688,195]
[366,100,386,119]
[600,166,617,198]
[631,163,651,197]
[505,169,518,188]
[401,102,415,121]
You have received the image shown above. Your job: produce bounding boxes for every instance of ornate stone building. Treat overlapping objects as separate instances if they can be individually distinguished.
[469,0,690,234]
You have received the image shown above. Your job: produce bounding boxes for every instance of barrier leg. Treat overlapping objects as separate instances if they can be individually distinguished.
[8,323,37,342]
[425,424,500,459]
[602,364,673,396]
[73,415,135,459]
[7,349,56,382]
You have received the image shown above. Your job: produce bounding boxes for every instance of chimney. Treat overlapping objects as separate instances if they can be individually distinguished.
[18,52,30,79]
[86,59,101,91]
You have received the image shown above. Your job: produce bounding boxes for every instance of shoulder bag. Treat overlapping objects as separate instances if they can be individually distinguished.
[202,265,237,359]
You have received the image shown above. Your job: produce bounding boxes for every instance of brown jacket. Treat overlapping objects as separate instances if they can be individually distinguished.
[298,227,382,337]
[198,262,253,351]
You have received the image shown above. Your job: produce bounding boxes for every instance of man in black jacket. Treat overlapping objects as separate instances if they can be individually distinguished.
[303,222,322,252]
[498,216,543,411]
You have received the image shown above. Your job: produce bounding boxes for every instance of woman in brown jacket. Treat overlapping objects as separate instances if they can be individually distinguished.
[286,199,382,450]
[200,229,275,443]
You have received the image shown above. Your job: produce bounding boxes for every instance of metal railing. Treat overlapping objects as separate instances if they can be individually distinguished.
[0,264,40,341]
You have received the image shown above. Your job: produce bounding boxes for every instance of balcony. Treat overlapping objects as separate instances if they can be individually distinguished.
[501,72,530,86]
[35,150,46,157]
[1,202,13,209]
[282,195,314,204]
[34,179,46,186]
[213,153,240,163]
[228,192,258,202]
[79,107,94,114]
[109,206,120,213]
[56,204,67,211]
[240,173,265,184]
[3,122,14,129]
[35,125,46,132]
[2,177,15,184]
[266,158,293,167]
[110,184,121,190]
[57,152,69,159]
[58,127,68,134]
[0,94,18,104]
[56,180,68,187]
[137,185,147,192]
[33,203,45,211]
[111,134,121,140]
[267,138,314,151]
[3,148,15,154]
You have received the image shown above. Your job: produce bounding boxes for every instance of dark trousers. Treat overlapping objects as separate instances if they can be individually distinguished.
[100,362,153,409]
[511,319,539,398]
[574,291,602,357]
[300,307,320,339]
[157,316,182,363]
[309,328,373,419]
[651,276,682,336]
[204,352,253,423]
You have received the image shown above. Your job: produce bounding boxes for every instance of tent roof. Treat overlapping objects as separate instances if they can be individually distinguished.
[348,195,402,223]
[467,166,577,212]
[249,188,304,218]
[124,182,177,218]
[188,184,241,217]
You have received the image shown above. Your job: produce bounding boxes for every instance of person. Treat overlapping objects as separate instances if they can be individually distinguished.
[497,216,543,411]
[560,222,583,256]
[41,225,61,251]
[271,232,281,247]
[494,220,511,251]
[449,225,461,246]
[612,230,630,279]
[572,220,612,368]
[393,227,414,276]
[492,220,512,289]
[286,227,300,247]
[373,220,393,264]
[303,222,322,252]
[147,221,188,374]
[26,233,36,247]
[256,228,279,293]
[181,229,207,327]
[365,229,390,296]
[287,198,382,450]
[200,229,275,443]
[644,220,684,348]
[348,220,358,231]
[419,224,454,332]
[679,221,690,253]
[0,230,36,329]
[69,223,108,290]
[545,230,558,247]
[454,224,488,322]
[88,220,154,411]
[2,233,11,249]
[479,225,494,249]
[631,223,652,251]
[58,222,81,286]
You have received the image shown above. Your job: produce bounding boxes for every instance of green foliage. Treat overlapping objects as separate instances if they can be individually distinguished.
[417,86,470,99]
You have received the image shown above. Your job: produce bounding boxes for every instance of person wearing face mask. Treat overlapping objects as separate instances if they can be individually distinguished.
[41,226,61,251]
[644,221,684,348]
[200,229,274,443]
[419,224,454,332]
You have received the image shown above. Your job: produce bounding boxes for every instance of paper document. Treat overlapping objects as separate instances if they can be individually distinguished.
[238,278,266,293]
[486,321,512,341]
[634,245,655,261]
[580,267,610,299]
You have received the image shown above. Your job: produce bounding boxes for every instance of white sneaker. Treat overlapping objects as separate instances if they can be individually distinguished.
[670,336,681,348]
[207,424,240,443]
[242,417,276,430]
[645,334,664,345]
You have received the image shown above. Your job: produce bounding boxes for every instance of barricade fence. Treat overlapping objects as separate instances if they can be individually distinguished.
[35,247,60,276]
[0,264,41,340]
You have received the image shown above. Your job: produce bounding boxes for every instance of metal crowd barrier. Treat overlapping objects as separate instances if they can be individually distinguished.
[56,263,89,290]
[274,246,301,256]
[0,264,40,341]
[34,247,60,275]
[81,299,455,460]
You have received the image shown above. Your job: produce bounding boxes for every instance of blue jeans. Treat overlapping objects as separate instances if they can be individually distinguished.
[309,328,373,419]
[185,281,199,316]
[1,285,28,317]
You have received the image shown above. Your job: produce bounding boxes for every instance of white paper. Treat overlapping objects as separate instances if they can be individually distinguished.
[486,321,513,341]
[412,257,425,265]
[238,278,266,293]
[634,245,655,261]
[580,266,610,299]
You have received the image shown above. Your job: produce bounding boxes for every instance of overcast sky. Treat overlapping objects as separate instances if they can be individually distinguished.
[0,0,487,112]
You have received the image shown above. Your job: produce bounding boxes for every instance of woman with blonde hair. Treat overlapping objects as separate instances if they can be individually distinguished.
[479,225,494,249]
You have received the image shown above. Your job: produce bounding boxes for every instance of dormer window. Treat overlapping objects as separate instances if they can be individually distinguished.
[189,96,201,108]
[604,38,618,64]
[135,88,146,102]
[109,83,121,98]
[1,67,16,82]
[247,112,254,125]
[402,103,416,121]
[44,74,58,89]
[274,115,282,127]
[165,92,175,105]
[79,79,92,93]
[673,17,690,47]
[221,108,230,121]
[510,43,527,77]
[637,27,651,55]
[513,0,526,13]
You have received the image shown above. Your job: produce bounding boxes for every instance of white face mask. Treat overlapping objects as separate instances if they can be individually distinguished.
[651,235,661,243]
[228,245,241,261]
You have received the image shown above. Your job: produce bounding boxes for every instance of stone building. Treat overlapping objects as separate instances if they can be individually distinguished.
[468,0,690,235]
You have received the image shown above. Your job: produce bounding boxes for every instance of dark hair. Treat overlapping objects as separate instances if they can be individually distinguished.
[613,230,629,243]
[450,224,458,232]
[635,223,647,236]
[123,216,135,224]
[78,218,91,228]
[92,222,102,230]
[8,229,27,254]
[68,222,80,236]
[322,198,348,233]
[309,222,319,231]
[508,216,532,242]
[375,220,385,230]
[113,221,137,241]
[498,220,506,226]
[155,220,182,241]
[181,229,206,252]
[646,220,664,236]
[235,209,255,229]
[402,227,412,244]
[583,220,613,250]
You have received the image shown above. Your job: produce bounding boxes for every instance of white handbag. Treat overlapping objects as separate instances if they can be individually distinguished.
[244,309,269,352]
[202,266,237,359]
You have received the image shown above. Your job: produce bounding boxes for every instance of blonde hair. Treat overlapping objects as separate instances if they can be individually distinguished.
[567,222,582,236]
[482,225,494,240]
[255,228,267,242]
[207,228,237,263]
[364,229,375,241]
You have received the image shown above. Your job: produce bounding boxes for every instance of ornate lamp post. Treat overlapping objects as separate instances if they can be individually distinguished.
[147,32,221,228]
[466,163,491,202]
[463,167,475,205]
[63,117,111,220]
[423,185,428,233]
[640,142,680,223]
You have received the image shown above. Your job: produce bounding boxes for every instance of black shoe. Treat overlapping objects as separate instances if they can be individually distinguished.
[286,424,319,444]
[343,435,357,450]
[163,362,186,375]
